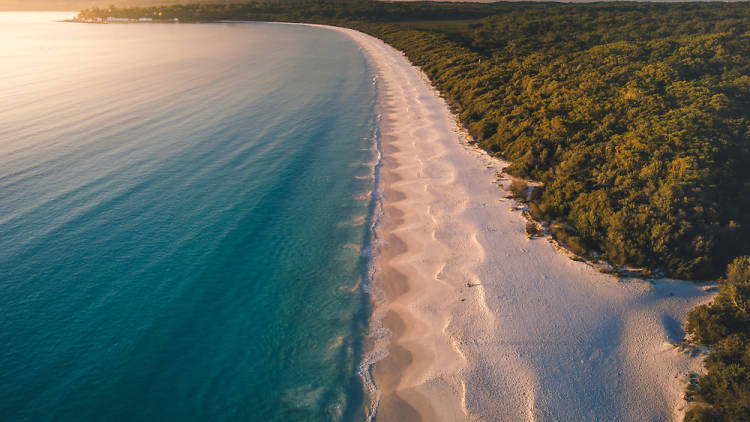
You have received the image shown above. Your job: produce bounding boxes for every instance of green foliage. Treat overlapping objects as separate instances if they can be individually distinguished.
[550,223,588,256]
[726,256,750,285]
[684,405,722,422]
[509,179,528,198]
[685,257,750,421]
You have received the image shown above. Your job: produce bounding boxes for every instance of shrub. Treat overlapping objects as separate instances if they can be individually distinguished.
[525,221,540,238]
[509,179,528,199]
[550,224,588,256]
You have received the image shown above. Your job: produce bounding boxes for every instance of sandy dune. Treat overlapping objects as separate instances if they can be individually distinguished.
[328,26,715,421]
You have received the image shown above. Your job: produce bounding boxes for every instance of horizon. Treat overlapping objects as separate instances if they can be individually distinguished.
[0,0,738,12]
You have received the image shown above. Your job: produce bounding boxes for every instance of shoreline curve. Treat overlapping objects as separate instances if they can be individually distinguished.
[322,24,714,422]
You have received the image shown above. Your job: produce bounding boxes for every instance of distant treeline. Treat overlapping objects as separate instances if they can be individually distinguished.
[76,3,750,418]
[76,1,503,21]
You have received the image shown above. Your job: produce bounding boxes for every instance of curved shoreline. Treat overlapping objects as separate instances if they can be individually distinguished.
[322,25,716,421]
[29,17,728,420]
[338,26,479,420]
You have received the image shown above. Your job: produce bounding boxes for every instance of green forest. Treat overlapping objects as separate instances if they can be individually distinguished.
[76,2,750,419]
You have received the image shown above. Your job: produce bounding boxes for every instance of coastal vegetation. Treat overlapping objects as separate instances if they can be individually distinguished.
[75,1,750,419]
[685,257,750,421]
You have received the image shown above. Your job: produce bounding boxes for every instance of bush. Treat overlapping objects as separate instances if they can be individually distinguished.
[528,202,546,220]
[684,406,721,422]
[525,221,540,238]
[509,179,528,199]
[550,224,588,256]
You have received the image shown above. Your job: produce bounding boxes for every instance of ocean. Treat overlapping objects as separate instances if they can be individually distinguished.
[0,13,378,421]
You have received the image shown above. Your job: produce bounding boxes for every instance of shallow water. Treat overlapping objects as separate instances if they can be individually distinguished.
[0,13,377,421]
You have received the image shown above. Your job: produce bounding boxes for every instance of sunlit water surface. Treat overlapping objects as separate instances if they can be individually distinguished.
[0,12,377,421]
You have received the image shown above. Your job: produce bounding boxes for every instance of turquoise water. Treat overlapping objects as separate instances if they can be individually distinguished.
[0,13,377,421]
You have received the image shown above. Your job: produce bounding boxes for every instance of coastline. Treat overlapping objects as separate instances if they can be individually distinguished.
[60,16,720,420]
[330,26,717,421]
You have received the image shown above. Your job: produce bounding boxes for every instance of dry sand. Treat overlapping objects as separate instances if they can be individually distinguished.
[327,26,715,421]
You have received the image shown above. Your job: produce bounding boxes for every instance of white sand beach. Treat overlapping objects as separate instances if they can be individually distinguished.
[329,26,715,421]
